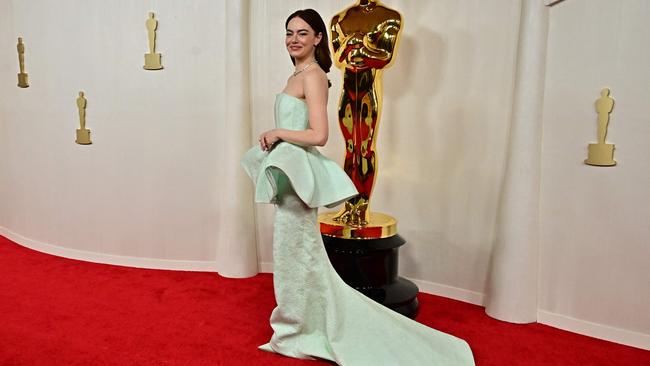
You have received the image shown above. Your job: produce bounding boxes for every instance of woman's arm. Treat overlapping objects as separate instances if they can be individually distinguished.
[259,70,329,150]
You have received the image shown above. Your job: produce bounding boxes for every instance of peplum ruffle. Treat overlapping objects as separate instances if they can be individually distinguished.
[241,142,358,209]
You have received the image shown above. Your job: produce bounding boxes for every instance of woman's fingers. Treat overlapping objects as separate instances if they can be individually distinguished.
[258,131,276,151]
[260,135,267,151]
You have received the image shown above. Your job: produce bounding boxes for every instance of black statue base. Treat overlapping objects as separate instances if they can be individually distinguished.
[321,234,420,318]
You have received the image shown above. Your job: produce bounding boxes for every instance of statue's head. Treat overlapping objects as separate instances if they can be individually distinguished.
[601,88,610,97]
[285,9,332,74]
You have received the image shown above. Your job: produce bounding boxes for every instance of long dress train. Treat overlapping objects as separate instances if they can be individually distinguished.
[241,93,475,365]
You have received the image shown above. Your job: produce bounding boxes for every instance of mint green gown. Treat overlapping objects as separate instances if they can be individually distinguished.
[241,93,475,365]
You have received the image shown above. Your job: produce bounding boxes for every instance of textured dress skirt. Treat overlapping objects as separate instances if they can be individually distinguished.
[240,92,475,365]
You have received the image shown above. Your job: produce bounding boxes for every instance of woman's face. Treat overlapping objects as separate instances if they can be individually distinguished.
[285,17,321,61]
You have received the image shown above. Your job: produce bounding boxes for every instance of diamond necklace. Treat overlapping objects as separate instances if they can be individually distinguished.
[292,60,318,76]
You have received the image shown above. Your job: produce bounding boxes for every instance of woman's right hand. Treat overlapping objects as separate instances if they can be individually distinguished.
[259,129,282,151]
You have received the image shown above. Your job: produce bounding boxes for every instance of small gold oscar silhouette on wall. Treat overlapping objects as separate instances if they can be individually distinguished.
[76,91,92,145]
[144,12,163,70]
[17,37,29,88]
[585,88,616,166]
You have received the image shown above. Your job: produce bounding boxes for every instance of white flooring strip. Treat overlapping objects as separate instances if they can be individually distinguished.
[538,310,650,351]
[0,226,218,272]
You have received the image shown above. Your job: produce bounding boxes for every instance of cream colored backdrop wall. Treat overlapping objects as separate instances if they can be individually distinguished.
[538,0,650,347]
[0,0,258,277]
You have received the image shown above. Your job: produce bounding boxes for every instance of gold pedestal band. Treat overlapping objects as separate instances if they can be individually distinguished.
[319,211,397,239]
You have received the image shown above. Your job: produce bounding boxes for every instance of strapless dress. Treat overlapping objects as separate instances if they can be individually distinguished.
[240,93,475,365]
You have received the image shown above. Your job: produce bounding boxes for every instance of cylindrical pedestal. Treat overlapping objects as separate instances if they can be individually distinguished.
[321,234,420,318]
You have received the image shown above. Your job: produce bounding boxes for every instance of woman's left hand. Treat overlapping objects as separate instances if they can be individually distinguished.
[259,129,282,151]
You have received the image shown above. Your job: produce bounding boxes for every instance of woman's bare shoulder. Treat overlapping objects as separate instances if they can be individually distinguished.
[303,67,328,88]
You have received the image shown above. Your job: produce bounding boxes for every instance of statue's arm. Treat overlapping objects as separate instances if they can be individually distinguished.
[330,16,343,54]
[331,16,355,65]
[361,18,401,63]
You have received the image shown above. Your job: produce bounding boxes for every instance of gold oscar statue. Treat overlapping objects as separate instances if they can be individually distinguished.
[320,0,402,238]
[318,2,418,317]
[75,91,92,145]
[144,12,163,70]
[17,37,29,88]
[585,88,616,166]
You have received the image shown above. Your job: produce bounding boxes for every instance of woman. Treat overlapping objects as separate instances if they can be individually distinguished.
[241,9,475,365]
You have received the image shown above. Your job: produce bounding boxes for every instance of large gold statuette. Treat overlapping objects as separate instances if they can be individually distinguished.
[319,1,418,319]
[75,91,92,145]
[17,37,29,88]
[321,0,402,238]
[144,12,163,70]
[585,88,616,166]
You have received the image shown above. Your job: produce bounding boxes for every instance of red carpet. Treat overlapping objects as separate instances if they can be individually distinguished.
[0,235,648,366]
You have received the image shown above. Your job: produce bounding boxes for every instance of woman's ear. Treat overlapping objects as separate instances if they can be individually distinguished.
[315,32,323,46]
